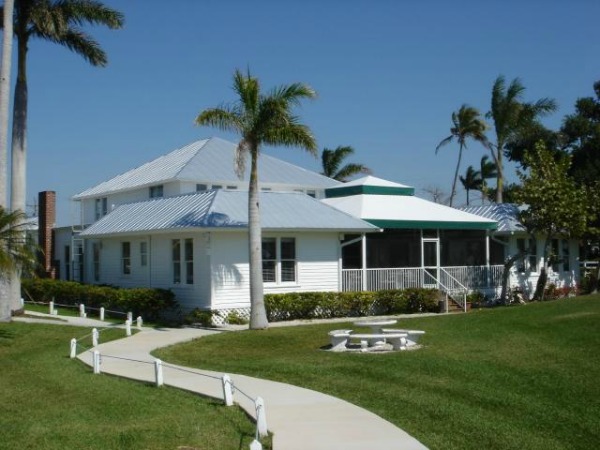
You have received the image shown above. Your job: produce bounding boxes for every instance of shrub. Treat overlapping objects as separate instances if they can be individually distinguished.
[22,279,177,321]
[225,311,249,325]
[265,288,439,322]
[467,290,486,308]
[184,308,214,327]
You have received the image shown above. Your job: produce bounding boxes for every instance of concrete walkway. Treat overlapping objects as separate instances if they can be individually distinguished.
[20,313,428,450]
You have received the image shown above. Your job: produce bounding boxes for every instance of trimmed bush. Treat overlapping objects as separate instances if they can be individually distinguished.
[265,288,439,322]
[22,279,177,321]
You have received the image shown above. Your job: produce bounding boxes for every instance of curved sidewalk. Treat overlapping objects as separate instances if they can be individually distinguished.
[70,323,427,449]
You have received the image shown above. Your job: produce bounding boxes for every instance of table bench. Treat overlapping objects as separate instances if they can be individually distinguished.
[348,333,408,350]
[328,329,354,351]
[381,329,425,346]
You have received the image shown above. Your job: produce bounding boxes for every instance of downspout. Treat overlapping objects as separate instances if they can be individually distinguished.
[361,234,367,291]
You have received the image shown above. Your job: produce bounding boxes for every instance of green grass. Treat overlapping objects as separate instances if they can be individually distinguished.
[0,322,270,450]
[155,295,600,450]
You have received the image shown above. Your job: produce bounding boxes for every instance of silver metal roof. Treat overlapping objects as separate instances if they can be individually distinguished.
[461,204,526,233]
[80,190,379,237]
[74,137,340,199]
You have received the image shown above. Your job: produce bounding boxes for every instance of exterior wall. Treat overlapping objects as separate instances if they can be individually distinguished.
[53,227,73,281]
[507,235,580,297]
[86,232,211,311]
[211,231,341,310]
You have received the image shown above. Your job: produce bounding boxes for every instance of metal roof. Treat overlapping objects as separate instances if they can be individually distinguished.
[461,204,526,234]
[74,137,340,199]
[80,190,379,237]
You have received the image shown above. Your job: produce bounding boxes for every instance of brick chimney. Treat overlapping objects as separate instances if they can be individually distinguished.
[38,191,56,278]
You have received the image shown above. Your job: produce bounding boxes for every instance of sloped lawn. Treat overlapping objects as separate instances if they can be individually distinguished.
[0,322,269,450]
[156,295,600,450]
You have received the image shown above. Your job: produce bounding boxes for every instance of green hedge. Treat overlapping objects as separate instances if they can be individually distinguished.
[22,279,178,321]
[265,288,439,321]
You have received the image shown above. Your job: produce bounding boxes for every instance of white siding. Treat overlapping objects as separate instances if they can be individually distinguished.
[211,232,341,310]
[53,227,73,281]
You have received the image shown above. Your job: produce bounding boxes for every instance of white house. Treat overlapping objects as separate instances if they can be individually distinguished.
[47,137,580,315]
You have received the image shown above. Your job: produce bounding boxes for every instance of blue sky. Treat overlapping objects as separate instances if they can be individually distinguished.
[10,0,600,224]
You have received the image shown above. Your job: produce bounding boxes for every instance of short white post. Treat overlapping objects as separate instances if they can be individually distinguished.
[127,311,132,322]
[92,328,99,347]
[125,319,132,336]
[255,396,268,438]
[49,301,54,315]
[79,303,86,318]
[222,374,234,406]
[70,338,77,358]
[93,351,101,374]
[136,316,143,329]
[100,307,105,321]
[20,297,24,307]
[154,359,164,387]
[249,439,263,450]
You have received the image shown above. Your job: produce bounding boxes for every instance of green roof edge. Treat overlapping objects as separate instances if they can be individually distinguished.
[325,185,415,198]
[365,219,497,230]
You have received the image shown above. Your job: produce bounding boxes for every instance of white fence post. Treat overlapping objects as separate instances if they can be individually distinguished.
[127,311,132,322]
[93,351,101,374]
[136,316,143,329]
[49,301,54,315]
[100,307,105,321]
[79,303,86,318]
[154,359,164,387]
[222,374,234,406]
[70,338,77,358]
[20,297,24,308]
[255,397,268,438]
[249,439,263,450]
[125,319,132,336]
[92,328,99,347]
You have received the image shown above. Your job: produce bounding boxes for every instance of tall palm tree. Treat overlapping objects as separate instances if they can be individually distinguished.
[479,155,497,205]
[195,69,317,330]
[3,0,124,214]
[321,145,371,181]
[486,75,557,203]
[436,104,489,207]
[1,0,123,312]
[0,207,36,321]
[459,166,481,207]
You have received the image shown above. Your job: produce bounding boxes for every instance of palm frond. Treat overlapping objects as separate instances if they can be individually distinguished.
[53,0,124,29]
[35,27,108,66]
[195,107,243,134]
[334,163,371,182]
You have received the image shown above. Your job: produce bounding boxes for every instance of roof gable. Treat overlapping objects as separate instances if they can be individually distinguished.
[325,175,415,198]
[74,137,340,199]
[461,204,526,233]
[80,190,379,237]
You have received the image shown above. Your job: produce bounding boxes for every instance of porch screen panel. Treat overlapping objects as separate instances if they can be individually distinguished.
[440,230,485,267]
[366,230,420,268]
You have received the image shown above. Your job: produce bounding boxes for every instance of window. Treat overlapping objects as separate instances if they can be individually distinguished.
[226,185,237,190]
[262,237,296,283]
[516,238,537,273]
[306,190,316,198]
[92,242,100,282]
[140,242,148,267]
[172,238,193,284]
[149,185,164,198]
[64,245,71,281]
[121,242,131,275]
[212,184,222,190]
[196,184,208,192]
[95,197,108,220]
[551,239,570,272]
[261,187,272,191]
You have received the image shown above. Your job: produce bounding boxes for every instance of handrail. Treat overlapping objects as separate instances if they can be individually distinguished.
[439,268,468,312]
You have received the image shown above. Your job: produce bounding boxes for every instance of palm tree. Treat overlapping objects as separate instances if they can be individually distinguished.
[1,0,123,313]
[459,166,481,206]
[321,146,371,181]
[195,69,317,330]
[0,207,36,321]
[479,155,497,205]
[4,0,123,213]
[436,104,489,207]
[486,75,557,203]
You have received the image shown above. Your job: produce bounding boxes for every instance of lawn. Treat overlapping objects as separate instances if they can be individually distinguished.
[155,295,600,450]
[0,321,269,450]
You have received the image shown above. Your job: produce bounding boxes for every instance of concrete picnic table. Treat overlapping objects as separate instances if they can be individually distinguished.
[353,319,398,334]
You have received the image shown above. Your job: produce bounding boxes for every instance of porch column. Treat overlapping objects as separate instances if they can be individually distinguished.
[485,231,491,287]
[361,234,367,291]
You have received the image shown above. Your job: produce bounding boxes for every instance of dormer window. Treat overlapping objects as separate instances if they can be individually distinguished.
[196,184,208,192]
[149,185,164,198]
[95,197,108,220]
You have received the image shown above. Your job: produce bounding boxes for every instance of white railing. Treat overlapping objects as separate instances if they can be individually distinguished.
[342,265,504,293]
[439,268,468,312]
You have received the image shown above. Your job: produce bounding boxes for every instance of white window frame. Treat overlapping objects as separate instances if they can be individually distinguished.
[516,238,537,273]
[172,238,193,285]
[121,242,131,276]
[95,197,108,221]
[149,185,164,198]
[92,242,101,282]
[140,241,148,267]
[262,237,297,284]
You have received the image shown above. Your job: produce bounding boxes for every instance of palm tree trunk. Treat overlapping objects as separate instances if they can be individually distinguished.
[8,33,28,314]
[449,144,464,207]
[495,144,503,203]
[248,147,268,329]
[0,0,14,322]
[466,188,470,206]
